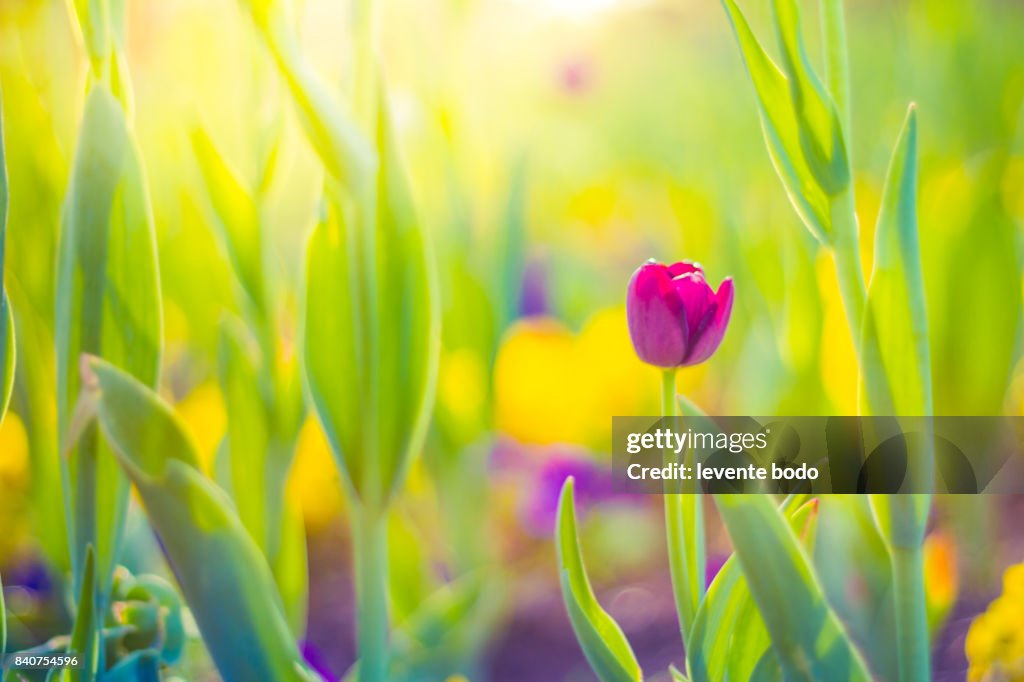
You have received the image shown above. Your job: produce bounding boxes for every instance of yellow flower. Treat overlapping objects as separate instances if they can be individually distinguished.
[0,411,29,488]
[175,382,226,475]
[286,417,344,531]
[966,562,1024,681]
[493,307,658,448]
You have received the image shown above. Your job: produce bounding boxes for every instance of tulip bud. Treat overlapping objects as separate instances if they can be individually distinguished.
[626,260,734,368]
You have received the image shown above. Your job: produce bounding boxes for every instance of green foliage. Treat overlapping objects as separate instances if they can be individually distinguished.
[687,495,810,682]
[555,478,641,682]
[56,84,162,604]
[860,107,932,418]
[84,357,314,682]
[303,92,440,509]
[715,495,872,682]
[720,0,850,244]
[65,546,98,682]
[0,84,13,426]
[814,496,897,681]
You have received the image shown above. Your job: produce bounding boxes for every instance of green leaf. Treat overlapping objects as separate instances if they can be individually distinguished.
[303,90,440,508]
[555,478,641,682]
[191,129,267,314]
[687,495,812,682]
[814,496,897,680]
[84,357,312,682]
[103,650,159,682]
[67,0,112,70]
[65,546,98,682]
[0,84,13,426]
[218,317,272,550]
[860,105,932,417]
[715,495,872,682]
[56,85,163,601]
[238,0,373,197]
[720,0,848,243]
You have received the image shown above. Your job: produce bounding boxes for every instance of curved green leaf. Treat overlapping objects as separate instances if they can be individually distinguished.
[720,0,845,243]
[715,495,871,682]
[192,129,267,314]
[85,357,312,682]
[238,0,372,197]
[555,478,641,682]
[56,85,163,600]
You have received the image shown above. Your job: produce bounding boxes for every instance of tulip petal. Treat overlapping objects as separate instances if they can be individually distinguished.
[626,263,688,368]
[668,260,704,278]
[673,272,717,345]
[683,278,734,366]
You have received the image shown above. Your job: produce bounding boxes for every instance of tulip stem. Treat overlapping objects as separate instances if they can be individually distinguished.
[662,369,704,648]
[353,505,389,682]
[892,543,931,681]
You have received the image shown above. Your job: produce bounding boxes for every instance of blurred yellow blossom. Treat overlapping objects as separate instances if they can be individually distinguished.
[494,306,657,448]
[287,417,344,531]
[0,411,29,487]
[437,347,488,434]
[175,382,226,475]
[967,562,1024,682]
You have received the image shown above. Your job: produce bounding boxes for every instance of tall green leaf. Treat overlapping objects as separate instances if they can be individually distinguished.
[720,0,849,244]
[860,105,932,418]
[56,85,162,601]
[304,91,440,509]
[715,495,872,682]
[0,84,13,425]
[64,546,98,682]
[555,478,641,682]
[83,357,315,682]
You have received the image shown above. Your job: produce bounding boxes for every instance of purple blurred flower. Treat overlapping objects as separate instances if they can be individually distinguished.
[626,259,734,368]
[519,257,549,318]
[523,452,614,535]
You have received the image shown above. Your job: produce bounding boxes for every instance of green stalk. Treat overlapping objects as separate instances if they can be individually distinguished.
[662,369,704,647]
[891,543,930,681]
[353,505,389,682]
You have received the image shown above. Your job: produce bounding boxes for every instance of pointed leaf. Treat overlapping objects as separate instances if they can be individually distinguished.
[85,357,312,681]
[715,495,872,682]
[191,129,267,313]
[860,105,932,417]
[56,85,162,598]
[304,91,439,507]
[721,0,833,242]
[555,478,641,682]
[65,546,98,682]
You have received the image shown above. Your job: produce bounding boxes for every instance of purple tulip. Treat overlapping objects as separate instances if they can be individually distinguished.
[626,259,734,368]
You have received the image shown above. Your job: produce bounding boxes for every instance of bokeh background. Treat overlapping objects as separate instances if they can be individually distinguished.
[1,0,1023,680]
